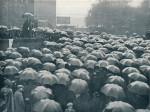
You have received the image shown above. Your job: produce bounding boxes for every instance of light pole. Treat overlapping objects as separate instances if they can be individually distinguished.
[89,10,92,33]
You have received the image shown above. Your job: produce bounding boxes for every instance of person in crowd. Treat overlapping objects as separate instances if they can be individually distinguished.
[14,85,25,112]
[1,79,14,112]
[65,102,76,112]
[0,87,8,112]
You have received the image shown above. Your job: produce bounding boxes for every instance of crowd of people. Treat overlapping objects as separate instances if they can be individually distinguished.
[0,29,150,112]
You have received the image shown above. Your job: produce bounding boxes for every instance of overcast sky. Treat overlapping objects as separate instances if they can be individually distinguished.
[56,0,145,27]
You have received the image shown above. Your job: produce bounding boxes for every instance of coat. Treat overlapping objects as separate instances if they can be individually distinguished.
[14,90,25,112]
[64,108,76,112]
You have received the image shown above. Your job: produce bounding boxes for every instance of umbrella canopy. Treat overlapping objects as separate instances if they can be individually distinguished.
[22,12,33,18]
[91,50,105,59]
[41,54,56,62]
[106,65,120,74]
[84,54,97,61]
[43,62,56,72]
[26,57,42,67]
[56,73,70,85]
[120,59,135,67]
[68,58,83,67]
[8,60,22,70]
[53,51,64,58]
[19,68,38,80]
[103,101,135,112]
[123,53,136,59]
[133,58,150,66]
[17,47,30,54]
[69,79,88,94]
[38,74,58,85]
[84,60,97,69]
[71,69,90,80]
[128,81,149,95]
[41,48,52,54]
[77,50,89,57]
[128,73,147,82]
[95,60,110,68]
[31,86,52,101]
[106,76,125,87]
[100,84,125,99]
[9,52,22,59]
[33,99,63,112]
[55,68,71,75]
[106,57,119,65]
[122,67,140,75]
[3,66,19,75]
[29,49,43,58]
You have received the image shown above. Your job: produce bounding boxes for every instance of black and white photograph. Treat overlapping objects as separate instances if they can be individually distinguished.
[0,0,150,112]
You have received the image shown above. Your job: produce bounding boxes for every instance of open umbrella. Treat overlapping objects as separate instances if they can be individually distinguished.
[103,101,135,112]
[100,84,125,99]
[9,52,22,59]
[56,73,70,85]
[85,47,94,53]
[106,65,120,74]
[33,99,63,112]
[17,47,30,54]
[128,73,147,82]
[41,54,56,63]
[106,76,125,87]
[123,52,136,59]
[133,58,150,66]
[122,67,140,74]
[69,79,88,94]
[71,69,90,80]
[38,74,58,86]
[106,57,119,65]
[95,60,110,68]
[29,49,43,58]
[43,62,56,72]
[22,12,33,18]
[53,51,64,58]
[68,58,83,67]
[84,60,97,69]
[26,57,42,67]
[19,68,38,80]
[41,48,52,54]
[31,86,52,101]
[55,68,71,75]
[136,109,150,112]
[91,50,105,59]
[8,60,22,70]
[84,54,97,61]
[3,66,19,75]
[128,81,149,95]
[120,59,135,67]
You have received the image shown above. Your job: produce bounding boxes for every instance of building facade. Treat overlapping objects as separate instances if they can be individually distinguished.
[0,0,56,28]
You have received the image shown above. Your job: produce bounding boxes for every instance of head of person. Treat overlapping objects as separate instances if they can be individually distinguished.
[67,102,73,109]
[4,79,12,88]
[1,87,8,96]
[17,85,24,92]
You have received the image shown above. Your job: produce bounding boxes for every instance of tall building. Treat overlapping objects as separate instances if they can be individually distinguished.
[0,0,56,28]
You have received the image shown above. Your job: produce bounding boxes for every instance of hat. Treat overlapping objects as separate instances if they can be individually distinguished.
[17,85,24,89]
[67,102,73,107]
[4,79,12,86]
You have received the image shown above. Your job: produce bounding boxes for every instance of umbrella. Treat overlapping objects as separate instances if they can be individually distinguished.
[8,60,22,70]
[43,62,56,72]
[33,99,63,112]
[106,76,125,87]
[22,12,33,18]
[123,53,136,59]
[133,46,145,52]
[69,79,88,94]
[133,58,150,66]
[122,67,140,74]
[98,48,108,54]
[31,86,52,101]
[77,50,89,57]
[61,48,71,55]
[84,60,97,69]
[128,81,149,95]
[118,47,128,52]
[5,59,14,65]
[106,65,120,74]
[95,60,110,68]
[72,41,83,46]
[106,57,119,65]
[68,58,83,67]
[128,73,147,82]
[0,51,5,57]
[19,68,38,80]
[103,101,135,112]
[17,47,30,54]
[71,69,90,80]
[56,73,70,85]
[136,109,150,112]
[85,47,94,53]
[41,48,52,54]
[26,57,42,67]
[66,54,78,59]
[38,74,58,85]
[55,68,70,75]
[9,52,22,59]
[3,66,19,75]
[100,84,125,99]
[71,46,83,53]
[41,54,56,63]
[120,59,135,67]
[91,50,105,59]
[85,54,97,61]
[29,49,43,58]
[0,61,7,67]
[53,51,64,58]
[139,65,150,74]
